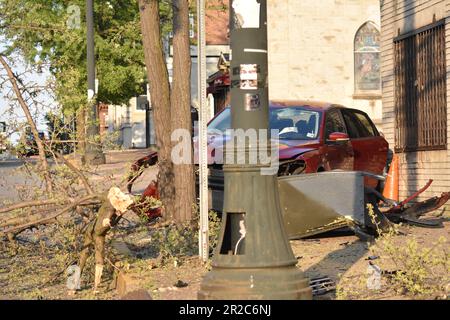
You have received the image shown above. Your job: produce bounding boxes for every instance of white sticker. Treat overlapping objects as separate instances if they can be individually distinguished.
[240,64,258,90]
[240,64,258,80]
[232,0,260,29]
[279,127,297,135]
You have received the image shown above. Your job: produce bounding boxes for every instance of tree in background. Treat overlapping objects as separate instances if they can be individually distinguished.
[0,0,147,157]
[0,0,223,222]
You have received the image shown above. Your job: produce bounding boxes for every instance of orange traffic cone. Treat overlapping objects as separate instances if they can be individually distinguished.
[383,153,399,202]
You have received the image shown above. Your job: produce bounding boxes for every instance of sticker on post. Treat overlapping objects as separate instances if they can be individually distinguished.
[240,64,258,90]
[232,0,260,29]
[245,94,261,111]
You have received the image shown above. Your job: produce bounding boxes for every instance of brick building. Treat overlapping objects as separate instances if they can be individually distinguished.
[380,0,449,204]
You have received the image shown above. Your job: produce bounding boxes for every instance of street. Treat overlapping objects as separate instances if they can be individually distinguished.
[0,158,42,202]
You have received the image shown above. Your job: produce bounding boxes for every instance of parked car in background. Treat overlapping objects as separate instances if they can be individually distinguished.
[16,127,47,157]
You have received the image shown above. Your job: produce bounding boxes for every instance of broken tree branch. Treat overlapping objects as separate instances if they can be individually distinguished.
[0,194,100,236]
[53,151,94,195]
[0,199,66,214]
[0,54,53,193]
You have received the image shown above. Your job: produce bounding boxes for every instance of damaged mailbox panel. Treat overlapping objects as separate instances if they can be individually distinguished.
[279,171,449,239]
[278,171,366,239]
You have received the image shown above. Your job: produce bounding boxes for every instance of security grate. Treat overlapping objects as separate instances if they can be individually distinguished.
[394,20,447,152]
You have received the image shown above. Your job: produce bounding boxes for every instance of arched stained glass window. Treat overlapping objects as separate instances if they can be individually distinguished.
[354,22,381,94]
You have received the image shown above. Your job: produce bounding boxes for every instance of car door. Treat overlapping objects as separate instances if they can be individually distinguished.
[322,108,354,171]
[341,108,388,188]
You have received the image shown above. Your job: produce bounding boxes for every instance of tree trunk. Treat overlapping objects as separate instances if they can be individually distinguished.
[171,0,195,222]
[138,0,176,219]
[0,55,53,193]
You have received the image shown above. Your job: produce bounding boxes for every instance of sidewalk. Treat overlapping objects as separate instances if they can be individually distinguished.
[87,148,158,194]
[0,151,18,161]
[104,148,155,164]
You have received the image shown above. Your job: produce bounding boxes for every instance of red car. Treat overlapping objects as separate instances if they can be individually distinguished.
[206,101,388,185]
[129,100,389,216]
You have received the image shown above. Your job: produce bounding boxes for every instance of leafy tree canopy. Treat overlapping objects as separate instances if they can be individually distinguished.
[0,0,153,113]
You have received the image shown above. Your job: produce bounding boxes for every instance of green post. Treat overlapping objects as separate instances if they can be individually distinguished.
[198,0,312,300]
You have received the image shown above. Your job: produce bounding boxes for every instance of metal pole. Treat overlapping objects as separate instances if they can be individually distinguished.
[198,0,312,300]
[197,0,209,262]
[85,0,105,165]
[86,0,95,103]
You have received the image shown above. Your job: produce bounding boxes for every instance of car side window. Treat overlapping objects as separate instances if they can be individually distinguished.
[342,109,378,139]
[353,111,378,137]
[325,109,347,139]
[341,110,360,139]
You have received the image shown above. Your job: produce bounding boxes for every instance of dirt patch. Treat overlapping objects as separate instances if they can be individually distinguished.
[1,151,448,300]
[1,220,448,300]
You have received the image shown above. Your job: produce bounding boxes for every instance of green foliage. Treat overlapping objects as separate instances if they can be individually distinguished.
[207,210,222,251]
[132,194,163,223]
[101,129,123,151]
[0,0,146,113]
[143,208,222,266]
[151,221,199,260]
[337,206,449,299]
[368,204,449,298]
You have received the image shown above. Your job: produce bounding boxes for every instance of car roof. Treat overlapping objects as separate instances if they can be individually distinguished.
[269,100,345,111]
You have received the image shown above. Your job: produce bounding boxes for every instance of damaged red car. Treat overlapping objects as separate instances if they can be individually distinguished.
[129,100,389,215]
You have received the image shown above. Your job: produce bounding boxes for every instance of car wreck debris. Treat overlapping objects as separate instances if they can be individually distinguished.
[278,171,449,240]
[132,169,448,241]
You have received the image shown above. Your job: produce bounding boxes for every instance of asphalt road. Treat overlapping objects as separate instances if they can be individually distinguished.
[0,158,42,202]
[0,149,156,203]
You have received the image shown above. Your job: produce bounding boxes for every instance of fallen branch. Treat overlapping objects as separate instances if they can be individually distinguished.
[0,206,61,228]
[0,195,100,236]
[0,199,67,214]
[0,55,53,193]
[53,152,94,195]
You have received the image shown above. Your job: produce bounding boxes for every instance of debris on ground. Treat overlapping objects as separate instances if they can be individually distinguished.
[310,276,336,296]
[174,280,189,288]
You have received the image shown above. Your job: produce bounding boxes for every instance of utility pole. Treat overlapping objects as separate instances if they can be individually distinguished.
[85,0,105,165]
[197,0,209,262]
[198,0,312,300]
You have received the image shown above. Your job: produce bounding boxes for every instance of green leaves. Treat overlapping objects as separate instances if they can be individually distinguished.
[0,0,146,112]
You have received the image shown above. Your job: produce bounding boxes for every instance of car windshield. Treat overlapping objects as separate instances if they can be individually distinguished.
[208,106,322,140]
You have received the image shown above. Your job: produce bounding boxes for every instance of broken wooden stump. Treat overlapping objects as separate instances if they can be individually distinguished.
[116,272,151,300]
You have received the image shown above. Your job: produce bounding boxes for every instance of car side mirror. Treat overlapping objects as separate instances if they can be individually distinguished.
[327,132,350,143]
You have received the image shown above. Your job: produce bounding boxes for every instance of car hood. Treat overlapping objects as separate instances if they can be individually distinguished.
[278,142,317,160]
[193,133,319,164]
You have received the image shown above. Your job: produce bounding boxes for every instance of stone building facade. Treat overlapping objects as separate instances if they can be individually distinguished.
[380,0,449,204]
[267,0,383,126]
[207,0,383,126]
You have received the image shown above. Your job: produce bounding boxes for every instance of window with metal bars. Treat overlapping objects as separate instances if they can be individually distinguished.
[394,20,447,152]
